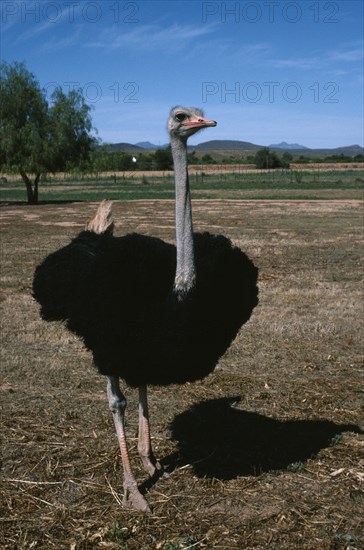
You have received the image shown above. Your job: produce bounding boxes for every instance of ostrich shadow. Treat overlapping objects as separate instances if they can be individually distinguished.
[159,396,362,480]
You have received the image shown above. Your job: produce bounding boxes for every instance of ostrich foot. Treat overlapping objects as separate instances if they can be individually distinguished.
[140,454,168,478]
[123,480,152,513]
[138,386,169,479]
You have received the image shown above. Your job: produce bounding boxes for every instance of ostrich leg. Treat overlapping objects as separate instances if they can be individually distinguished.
[106,376,151,512]
[138,385,164,477]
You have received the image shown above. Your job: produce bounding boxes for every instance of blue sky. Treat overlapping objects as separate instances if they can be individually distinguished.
[1,0,363,148]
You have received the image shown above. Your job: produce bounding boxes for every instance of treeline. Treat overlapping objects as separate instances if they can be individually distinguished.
[291,153,364,164]
[89,147,364,173]
[89,146,292,171]
[90,146,174,172]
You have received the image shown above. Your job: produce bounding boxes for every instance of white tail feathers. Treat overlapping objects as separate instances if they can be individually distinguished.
[86,200,114,235]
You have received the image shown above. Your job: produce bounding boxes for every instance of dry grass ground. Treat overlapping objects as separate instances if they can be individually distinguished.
[0,199,363,549]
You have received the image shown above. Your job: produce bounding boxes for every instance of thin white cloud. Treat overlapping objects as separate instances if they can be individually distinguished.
[329,45,363,62]
[271,41,363,70]
[8,3,83,50]
[12,19,56,45]
[39,27,82,53]
[86,22,216,52]
[272,57,321,70]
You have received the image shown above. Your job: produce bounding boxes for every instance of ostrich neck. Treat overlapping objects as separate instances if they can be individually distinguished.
[171,135,196,297]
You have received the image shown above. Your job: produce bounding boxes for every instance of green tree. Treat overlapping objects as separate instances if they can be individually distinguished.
[137,153,153,170]
[254,147,285,169]
[154,146,173,170]
[298,155,310,164]
[281,152,292,168]
[90,146,111,172]
[48,87,95,172]
[118,152,133,171]
[201,153,216,164]
[0,61,97,203]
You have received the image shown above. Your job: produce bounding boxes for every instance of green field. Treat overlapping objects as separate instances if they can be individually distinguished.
[1,169,363,202]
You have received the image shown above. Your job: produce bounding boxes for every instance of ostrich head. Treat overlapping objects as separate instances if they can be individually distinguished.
[168,106,217,140]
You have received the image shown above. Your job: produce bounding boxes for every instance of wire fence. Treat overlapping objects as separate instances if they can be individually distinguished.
[1,162,363,187]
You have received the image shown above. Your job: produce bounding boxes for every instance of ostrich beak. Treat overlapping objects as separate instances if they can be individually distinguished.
[182,116,217,129]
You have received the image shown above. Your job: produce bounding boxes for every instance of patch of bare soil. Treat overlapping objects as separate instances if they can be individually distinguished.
[1,200,363,549]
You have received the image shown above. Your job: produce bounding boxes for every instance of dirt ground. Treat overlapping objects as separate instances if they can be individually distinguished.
[0,199,363,549]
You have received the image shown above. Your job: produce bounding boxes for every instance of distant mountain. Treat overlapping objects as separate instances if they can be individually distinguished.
[192,141,363,156]
[135,141,167,149]
[270,141,309,150]
[193,140,263,151]
[102,140,363,157]
[317,144,364,156]
[104,142,144,152]
[292,144,364,156]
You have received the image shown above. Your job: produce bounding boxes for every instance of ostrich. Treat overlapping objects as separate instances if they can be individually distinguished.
[33,106,259,512]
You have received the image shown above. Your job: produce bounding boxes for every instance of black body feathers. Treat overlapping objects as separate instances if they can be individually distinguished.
[33,230,258,387]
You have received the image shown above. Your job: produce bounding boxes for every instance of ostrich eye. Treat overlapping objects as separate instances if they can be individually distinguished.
[175,113,187,122]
